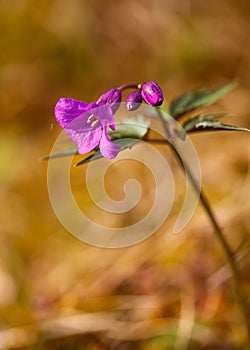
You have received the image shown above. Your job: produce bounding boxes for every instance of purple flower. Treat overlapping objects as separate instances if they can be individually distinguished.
[141,81,164,106]
[55,98,120,159]
[126,91,142,111]
[96,88,122,113]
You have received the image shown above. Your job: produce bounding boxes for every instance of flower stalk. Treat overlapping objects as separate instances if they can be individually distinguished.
[156,107,250,345]
[52,80,250,347]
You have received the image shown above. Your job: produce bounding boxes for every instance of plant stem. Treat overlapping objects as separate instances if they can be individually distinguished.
[117,83,139,91]
[156,109,250,344]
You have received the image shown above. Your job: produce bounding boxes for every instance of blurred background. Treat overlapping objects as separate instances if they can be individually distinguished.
[0,0,249,349]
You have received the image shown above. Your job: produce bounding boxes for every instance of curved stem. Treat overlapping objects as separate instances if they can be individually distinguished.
[117,83,140,91]
[155,108,250,344]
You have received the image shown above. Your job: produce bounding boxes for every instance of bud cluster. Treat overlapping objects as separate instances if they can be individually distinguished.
[95,81,164,113]
[125,81,164,111]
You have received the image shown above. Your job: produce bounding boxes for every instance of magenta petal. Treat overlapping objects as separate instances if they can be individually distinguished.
[64,113,102,154]
[96,89,121,113]
[100,140,120,159]
[55,98,88,128]
[55,97,119,158]
[89,104,115,127]
[99,128,120,159]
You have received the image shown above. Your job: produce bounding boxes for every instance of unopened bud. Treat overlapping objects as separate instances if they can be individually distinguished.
[141,81,164,106]
[126,91,142,111]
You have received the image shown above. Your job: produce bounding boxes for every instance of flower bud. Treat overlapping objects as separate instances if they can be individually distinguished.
[126,91,142,111]
[97,88,122,113]
[141,81,163,106]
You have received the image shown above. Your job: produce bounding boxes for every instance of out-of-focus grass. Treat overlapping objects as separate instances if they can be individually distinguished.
[0,0,249,349]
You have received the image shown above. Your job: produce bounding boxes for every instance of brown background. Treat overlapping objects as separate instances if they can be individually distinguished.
[0,0,249,349]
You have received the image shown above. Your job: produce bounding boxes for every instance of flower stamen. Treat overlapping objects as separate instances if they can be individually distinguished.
[91,119,100,128]
[87,114,95,123]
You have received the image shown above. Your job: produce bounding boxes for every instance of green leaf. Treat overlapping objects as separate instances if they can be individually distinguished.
[40,146,78,161]
[74,138,140,167]
[183,114,249,133]
[182,113,227,131]
[109,115,150,140]
[170,81,237,118]
[170,91,196,117]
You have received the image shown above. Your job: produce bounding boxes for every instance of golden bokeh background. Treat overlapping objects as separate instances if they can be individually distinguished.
[0,0,249,349]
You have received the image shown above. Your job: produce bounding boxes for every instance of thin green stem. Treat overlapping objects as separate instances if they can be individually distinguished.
[156,109,250,344]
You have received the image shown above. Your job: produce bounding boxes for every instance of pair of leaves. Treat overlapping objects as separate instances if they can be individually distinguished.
[41,117,150,165]
[170,81,237,118]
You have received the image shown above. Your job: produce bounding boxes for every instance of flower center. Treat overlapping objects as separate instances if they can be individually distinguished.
[87,114,100,128]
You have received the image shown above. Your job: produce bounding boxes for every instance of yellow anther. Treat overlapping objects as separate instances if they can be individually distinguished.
[87,114,95,123]
[91,119,100,127]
